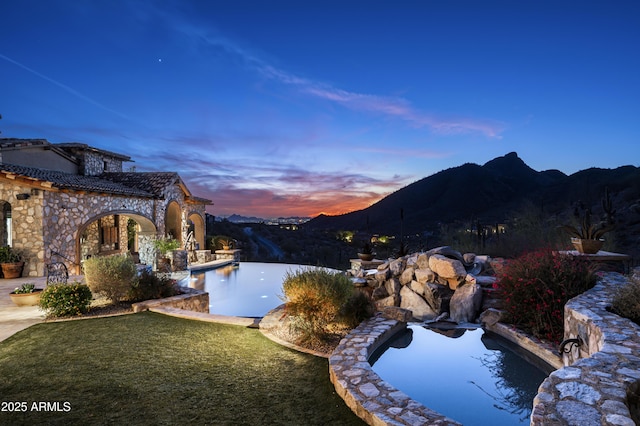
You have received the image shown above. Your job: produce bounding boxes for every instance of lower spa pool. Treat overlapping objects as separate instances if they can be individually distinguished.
[370,324,552,426]
[188,262,306,317]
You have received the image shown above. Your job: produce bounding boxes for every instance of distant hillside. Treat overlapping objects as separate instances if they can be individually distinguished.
[306,152,640,241]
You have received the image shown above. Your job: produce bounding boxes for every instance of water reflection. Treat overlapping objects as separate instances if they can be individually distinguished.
[371,325,550,426]
[188,262,305,317]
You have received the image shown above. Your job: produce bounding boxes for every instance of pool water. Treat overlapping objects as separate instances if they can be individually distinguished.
[188,262,308,317]
[370,324,551,426]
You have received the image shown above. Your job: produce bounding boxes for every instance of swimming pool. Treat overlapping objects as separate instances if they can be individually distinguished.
[187,262,309,317]
[370,324,551,425]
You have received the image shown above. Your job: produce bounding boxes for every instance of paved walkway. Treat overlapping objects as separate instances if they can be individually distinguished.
[0,275,83,343]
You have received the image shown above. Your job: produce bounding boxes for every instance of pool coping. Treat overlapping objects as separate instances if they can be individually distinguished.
[328,313,462,425]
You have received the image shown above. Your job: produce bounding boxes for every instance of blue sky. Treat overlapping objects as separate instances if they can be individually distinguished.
[1,1,639,218]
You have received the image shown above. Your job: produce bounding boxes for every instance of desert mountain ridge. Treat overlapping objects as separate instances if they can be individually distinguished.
[305,152,640,238]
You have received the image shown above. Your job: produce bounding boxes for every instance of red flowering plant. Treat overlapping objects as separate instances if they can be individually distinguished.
[493,248,597,344]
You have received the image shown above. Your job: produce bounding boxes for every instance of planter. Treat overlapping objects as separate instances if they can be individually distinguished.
[9,290,43,307]
[357,253,374,261]
[571,238,604,254]
[1,261,24,279]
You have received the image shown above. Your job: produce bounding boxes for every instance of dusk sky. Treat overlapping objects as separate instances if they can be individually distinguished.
[1,1,639,218]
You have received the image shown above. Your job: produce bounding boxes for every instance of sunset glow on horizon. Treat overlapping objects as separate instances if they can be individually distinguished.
[2,1,639,218]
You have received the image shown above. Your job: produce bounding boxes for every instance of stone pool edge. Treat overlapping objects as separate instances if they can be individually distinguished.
[328,271,639,426]
[328,310,462,426]
[530,270,640,426]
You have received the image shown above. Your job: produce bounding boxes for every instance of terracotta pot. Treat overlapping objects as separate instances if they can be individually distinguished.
[571,238,604,254]
[1,262,24,279]
[9,290,42,307]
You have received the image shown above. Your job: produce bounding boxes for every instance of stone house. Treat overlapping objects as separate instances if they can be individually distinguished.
[0,138,212,277]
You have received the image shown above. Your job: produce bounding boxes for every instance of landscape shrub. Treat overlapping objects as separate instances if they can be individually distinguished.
[610,275,640,325]
[281,268,355,344]
[83,254,138,302]
[340,289,375,328]
[128,270,179,302]
[39,282,92,317]
[494,248,596,343]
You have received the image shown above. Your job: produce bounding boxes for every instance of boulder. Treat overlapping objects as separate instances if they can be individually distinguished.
[428,254,467,290]
[426,246,466,264]
[406,253,419,268]
[375,294,399,309]
[414,267,436,284]
[389,258,405,276]
[423,282,453,313]
[371,285,389,301]
[463,252,476,264]
[408,280,425,296]
[416,253,430,270]
[382,306,413,322]
[400,286,437,321]
[479,308,504,327]
[375,268,390,282]
[385,278,401,297]
[400,267,415,285]
[449,283,483,323]
[377,261,389,271]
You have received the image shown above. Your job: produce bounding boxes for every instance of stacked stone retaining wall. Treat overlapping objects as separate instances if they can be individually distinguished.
[531,271,640,426]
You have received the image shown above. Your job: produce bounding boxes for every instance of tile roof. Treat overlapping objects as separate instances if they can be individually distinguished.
[0,163,154,198]
[99,172,180,198]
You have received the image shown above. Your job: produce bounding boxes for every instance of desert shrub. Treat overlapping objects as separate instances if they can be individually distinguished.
[610,275,640,325]
[128,270,179,302]
[83,254,138,302]
[281,268,354,343]
[39,282,92,317]
[494,248,597,343]
[339,289,375,328]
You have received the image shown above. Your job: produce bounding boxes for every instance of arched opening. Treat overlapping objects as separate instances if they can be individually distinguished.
[75,211,157,274]
[165,201,182,244]
[187,212,205,250]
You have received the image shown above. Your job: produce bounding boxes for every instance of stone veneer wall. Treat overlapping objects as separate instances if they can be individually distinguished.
[82,151,123,176]
[0,183,45,277]
[43,191,155,274]
[531,271,640,426]
[2,153,207,277]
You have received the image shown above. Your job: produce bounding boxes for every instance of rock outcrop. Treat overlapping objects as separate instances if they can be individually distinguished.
[350,246,497,323]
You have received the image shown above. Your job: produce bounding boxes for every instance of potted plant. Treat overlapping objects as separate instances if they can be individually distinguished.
[153,236,180,271]
[357,242,374,261]
[9,283,43,306]
[0,246,25,279]
[219,238,233,251]
[560,209,615,254]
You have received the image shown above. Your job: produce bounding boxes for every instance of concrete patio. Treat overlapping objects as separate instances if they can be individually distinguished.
[0,275,82,342]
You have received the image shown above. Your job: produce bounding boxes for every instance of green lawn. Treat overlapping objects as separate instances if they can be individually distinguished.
[0,312,364,425]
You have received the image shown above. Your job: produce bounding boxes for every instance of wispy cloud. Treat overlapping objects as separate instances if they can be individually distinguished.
[163,14,505,139]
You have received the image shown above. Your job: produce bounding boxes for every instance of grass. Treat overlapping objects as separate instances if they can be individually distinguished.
[0,312,364,425]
